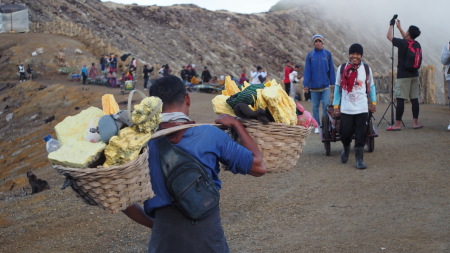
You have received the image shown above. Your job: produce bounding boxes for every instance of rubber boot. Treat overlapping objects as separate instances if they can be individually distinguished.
[340,145,350,163]
[354,147,367,169]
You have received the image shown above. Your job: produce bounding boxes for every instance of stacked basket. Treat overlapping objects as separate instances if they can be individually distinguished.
[240,119,312,173]
[54,147,153,214]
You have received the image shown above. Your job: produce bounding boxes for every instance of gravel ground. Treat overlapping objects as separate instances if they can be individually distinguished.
[1,79,449,252]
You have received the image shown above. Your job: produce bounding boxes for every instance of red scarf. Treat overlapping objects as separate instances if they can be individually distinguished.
[341,62,361,93]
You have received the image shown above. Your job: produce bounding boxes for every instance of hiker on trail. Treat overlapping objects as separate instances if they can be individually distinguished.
[201,66,212,84]
[27,65,33,80]
[441,41,450,130]
[289,65,300,99]
[18,64,26,82]
[283,60,294,96]
[386,19,423,131]
[122,75,266,252]
[303,34,336,134]
[89,63,98,80]
[239,73,248,85]
[81,65,88,84]
[143,64,154,90]
[250,66,267,84]
[109,55,117,69]
[333,44,377,170]
[180,65,190,84]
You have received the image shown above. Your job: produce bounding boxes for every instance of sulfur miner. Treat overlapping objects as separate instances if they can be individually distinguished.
[103,97,162,167]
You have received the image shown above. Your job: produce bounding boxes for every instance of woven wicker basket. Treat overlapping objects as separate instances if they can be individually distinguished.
[240,120,313,173]
[54,147,153,214]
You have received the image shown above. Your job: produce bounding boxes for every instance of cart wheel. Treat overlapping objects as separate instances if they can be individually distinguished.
[366,118,375,152]
[322,114,331,156]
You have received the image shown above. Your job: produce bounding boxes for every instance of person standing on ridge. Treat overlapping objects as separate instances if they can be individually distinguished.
[386,18,423,130]
[303,34,336,134]
[283,60,294,95]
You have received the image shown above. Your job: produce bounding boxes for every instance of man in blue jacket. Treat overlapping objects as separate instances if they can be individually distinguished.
[303,34,336,134]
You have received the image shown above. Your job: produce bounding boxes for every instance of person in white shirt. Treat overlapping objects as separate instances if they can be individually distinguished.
[333,44,377,170]
[289,65,300,99]
[250,66,267,84]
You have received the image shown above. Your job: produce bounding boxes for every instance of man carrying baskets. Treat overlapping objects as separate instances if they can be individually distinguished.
[123,75,266,252]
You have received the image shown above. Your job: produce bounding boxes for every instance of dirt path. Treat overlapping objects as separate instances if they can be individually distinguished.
[0,78,449,252]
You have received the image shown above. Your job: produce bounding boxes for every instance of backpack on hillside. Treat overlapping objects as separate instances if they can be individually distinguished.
[404,39,422,71]
[156,136,220,221]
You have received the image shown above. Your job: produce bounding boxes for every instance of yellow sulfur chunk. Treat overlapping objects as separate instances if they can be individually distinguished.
[262,84,297,125]
[255,89,268,110]
[222,90,229,96]
[48,140,106,168]
[224,76,240,96]
[55,106,104,145]
[242,81,251,90]
[103,127,151,167]
[131,97,162,134]
[103,96,162,167]
[212,95,236,116]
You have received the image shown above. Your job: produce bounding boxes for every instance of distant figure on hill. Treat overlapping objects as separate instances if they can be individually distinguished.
[201,66,212,84]
[239,73,248,85]
[303,34,336,134]
[89,63,98,80]
[180,65,190,84]
[283,60,294,95]
[143,64,154,90]
[109,54,118,69]
[81,65,88,84]
[27,64,33,80]
[386,19,422,131]
[250,66,267,84]
[289,65,300,99]
[18,64,26,82]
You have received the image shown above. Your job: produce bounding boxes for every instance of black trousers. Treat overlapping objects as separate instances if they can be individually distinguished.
[339,113,368,148]
[284,82,291,96]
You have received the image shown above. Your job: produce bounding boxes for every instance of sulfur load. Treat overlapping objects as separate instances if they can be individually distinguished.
[48,140,106,168]
[262,81,297,125]
[212,95,236,116]
[103,97,162,167]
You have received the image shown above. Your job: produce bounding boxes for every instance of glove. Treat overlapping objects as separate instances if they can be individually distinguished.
[389,19,395,26]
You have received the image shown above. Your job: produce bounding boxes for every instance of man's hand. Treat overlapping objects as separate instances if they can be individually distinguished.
[215,114,240,128]
[333,108,341,117]
[396,19,401,29]
[369,104,376,113]
[304,87,309,93]
[390,18,396,26]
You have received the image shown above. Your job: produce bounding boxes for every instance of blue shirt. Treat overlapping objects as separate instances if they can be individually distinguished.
[144,125,254,217]
[303,48,336,89]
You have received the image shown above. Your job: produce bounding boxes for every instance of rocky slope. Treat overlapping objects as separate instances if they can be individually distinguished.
[9,0,426,78]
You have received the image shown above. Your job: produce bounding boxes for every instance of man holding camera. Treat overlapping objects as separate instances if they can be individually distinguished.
[386,17,423,130]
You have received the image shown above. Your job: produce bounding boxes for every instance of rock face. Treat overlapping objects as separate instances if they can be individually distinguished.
[2,0,443,102]
[14,1,402,76]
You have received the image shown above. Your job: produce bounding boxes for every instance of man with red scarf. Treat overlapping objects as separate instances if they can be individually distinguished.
[333,44,377,169]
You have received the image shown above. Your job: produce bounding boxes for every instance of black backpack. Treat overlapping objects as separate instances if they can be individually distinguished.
[156,136,220,220]
[404,39,422,71]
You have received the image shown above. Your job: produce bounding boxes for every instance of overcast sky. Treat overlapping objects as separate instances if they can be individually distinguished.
[103,0,280,13]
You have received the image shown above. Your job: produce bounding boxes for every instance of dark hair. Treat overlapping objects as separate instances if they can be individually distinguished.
[150,75,186,107]
[294,65,300,68]
[408,25,421,39]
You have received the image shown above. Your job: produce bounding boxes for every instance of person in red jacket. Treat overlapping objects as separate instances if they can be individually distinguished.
[283,60,293,95]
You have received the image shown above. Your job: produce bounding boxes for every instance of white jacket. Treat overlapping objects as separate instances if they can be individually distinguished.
[441,43,450,81]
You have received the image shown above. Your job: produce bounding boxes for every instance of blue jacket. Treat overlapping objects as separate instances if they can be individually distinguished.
[81,66,88,76]
[303,48,336,89]
[143,125,253,217]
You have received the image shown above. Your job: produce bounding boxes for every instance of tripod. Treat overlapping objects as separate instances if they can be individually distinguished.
[377,22,405,127]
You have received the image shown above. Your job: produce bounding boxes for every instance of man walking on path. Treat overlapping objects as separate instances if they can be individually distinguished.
[386,18,423,131]
[303,34,336,134]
